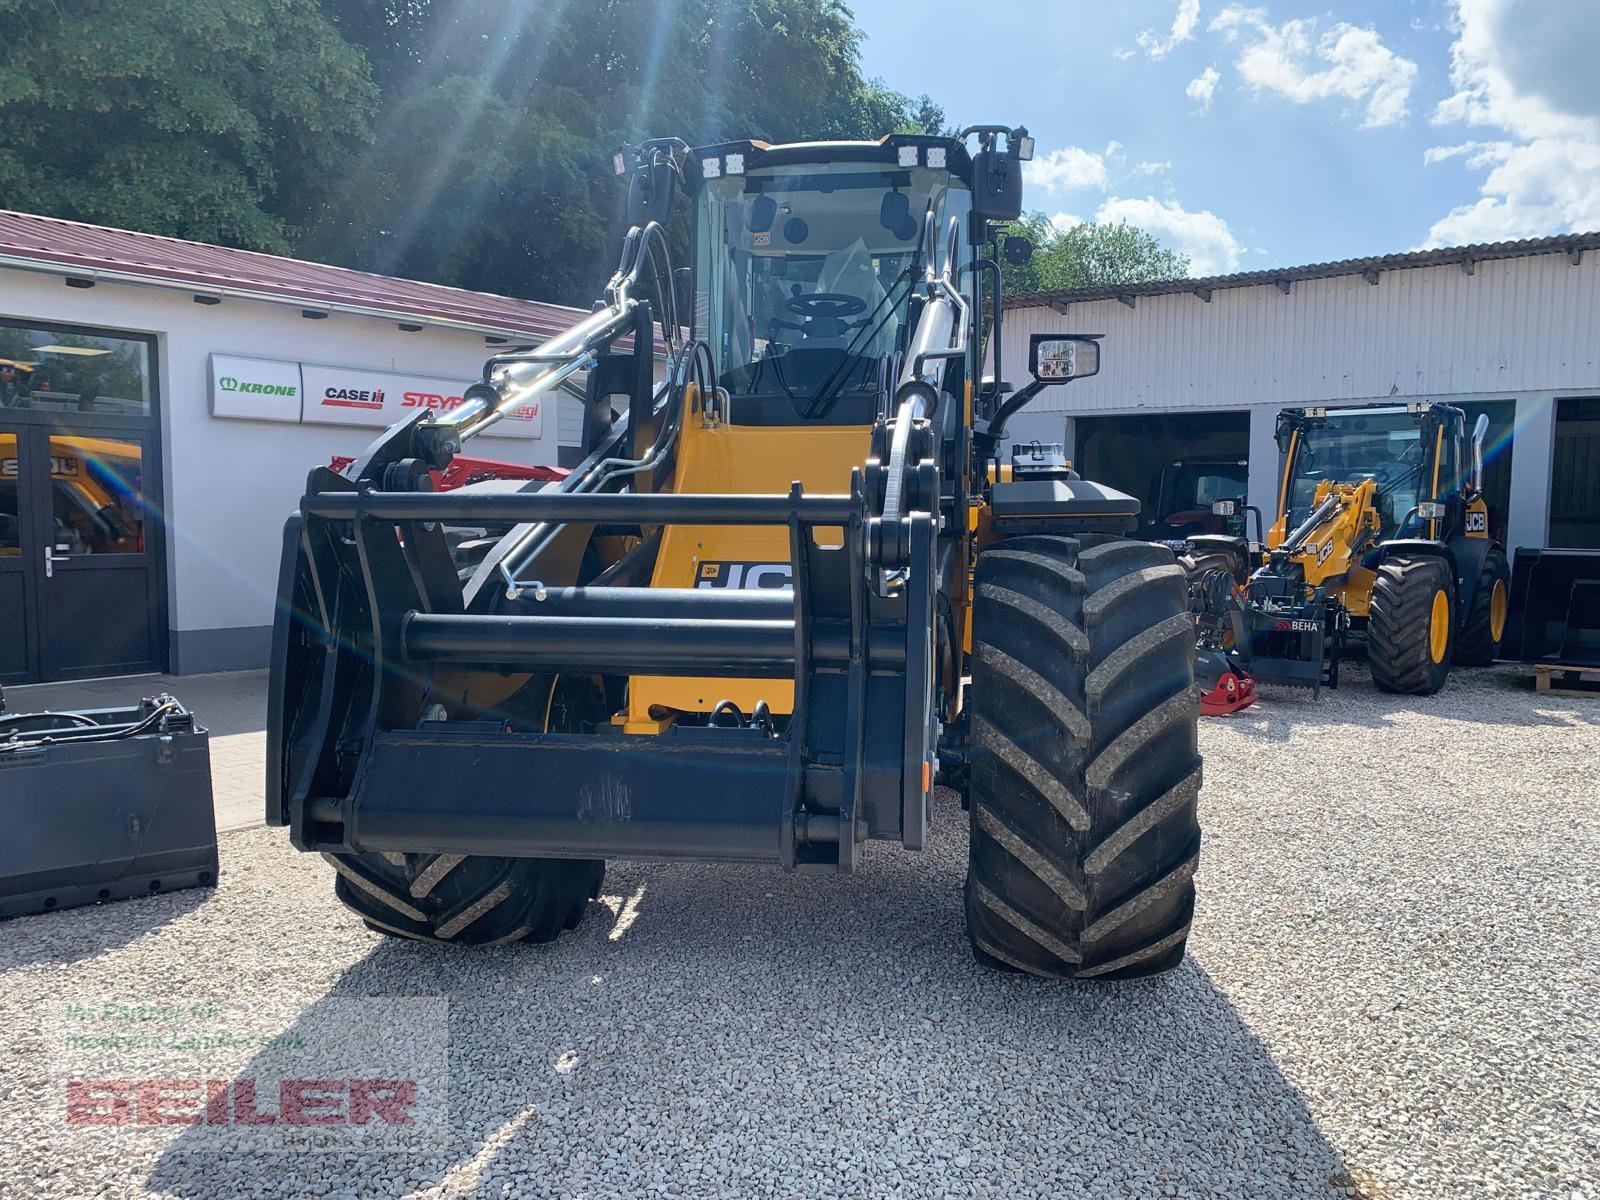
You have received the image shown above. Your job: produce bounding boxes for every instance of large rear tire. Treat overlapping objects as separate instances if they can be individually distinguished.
[1368,555,1454,695]
[965,535,1202,980]
[1454,546,1510,667]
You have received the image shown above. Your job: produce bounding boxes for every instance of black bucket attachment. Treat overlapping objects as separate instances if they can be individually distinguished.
[1508,548,1600,668]
[0,693,218,919]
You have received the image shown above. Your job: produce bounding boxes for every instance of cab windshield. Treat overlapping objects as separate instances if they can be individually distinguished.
[1289,407,1423,538]
[694,161,968,424]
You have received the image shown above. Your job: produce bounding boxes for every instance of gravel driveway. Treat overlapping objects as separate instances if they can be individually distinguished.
[1,663,1596,1198]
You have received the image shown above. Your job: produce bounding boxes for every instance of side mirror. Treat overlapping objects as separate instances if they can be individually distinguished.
[1029,333,1101,384]
[1003,234,1034,265]
[626,157,677,227]
[1471,412,1489,493]
[1274,412,1297,454]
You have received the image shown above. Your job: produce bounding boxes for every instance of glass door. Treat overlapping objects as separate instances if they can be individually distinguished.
[0,318,165,682]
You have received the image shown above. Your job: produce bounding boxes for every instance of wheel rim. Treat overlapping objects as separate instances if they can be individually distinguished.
[1490,578,1508,642]
[1429,589,1450,663]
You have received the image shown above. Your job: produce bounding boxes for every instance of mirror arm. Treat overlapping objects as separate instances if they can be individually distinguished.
[986,378,1046,443]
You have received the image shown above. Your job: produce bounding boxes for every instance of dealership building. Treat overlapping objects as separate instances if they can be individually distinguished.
[1000,233,1600,561]
[1,210,591,683]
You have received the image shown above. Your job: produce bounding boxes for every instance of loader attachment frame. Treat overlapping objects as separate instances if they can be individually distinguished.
[269,467,943,871]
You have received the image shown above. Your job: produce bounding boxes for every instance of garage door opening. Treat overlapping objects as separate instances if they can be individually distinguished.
[1074,412,1251,541]
[1550,397,1600,548]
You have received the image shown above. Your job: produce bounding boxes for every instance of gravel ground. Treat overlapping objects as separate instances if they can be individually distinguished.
[1,662,1596,1199]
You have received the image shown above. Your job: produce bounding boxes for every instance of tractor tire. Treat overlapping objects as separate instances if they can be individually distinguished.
[324,675,609,946]
[1177,549,1246,585]
[327,852,605,945]
[1367,555,1455,695]
[965,535,1202,980]
[1454,546,1511,667]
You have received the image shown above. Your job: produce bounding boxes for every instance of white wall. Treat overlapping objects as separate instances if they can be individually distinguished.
[3,268,558,666]
[1003,251,1600,414]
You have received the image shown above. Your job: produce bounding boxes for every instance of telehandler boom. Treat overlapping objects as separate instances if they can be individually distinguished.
[268,129,1203,978]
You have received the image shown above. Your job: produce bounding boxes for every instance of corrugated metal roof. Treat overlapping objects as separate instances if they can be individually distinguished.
[0,209,588,340]
[1007,231,1600,310]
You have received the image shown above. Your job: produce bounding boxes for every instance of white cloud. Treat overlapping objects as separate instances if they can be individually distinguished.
[1112,47,1138,62]
[1095,195,1244,275]
[1423,0,1600,245]
[1023,146,1111,196]
[1187,66,1221,113]
[1049,212,1086,234]
[1131,160,1174,177]
[1210,6,1418,128]
[1137,0,1202,61]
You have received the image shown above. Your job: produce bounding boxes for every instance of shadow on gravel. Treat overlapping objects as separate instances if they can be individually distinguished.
[1218,662,1598,744]
[0,888,212,971]
[149,796,1353,1198]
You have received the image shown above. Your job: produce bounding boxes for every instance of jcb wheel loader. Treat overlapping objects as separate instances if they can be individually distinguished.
[1183,401,1510,697]
[268,128,1202,979]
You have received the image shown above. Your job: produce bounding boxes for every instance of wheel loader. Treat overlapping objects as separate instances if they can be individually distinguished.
[268,128,1202,979]
[1181,401,1510,697]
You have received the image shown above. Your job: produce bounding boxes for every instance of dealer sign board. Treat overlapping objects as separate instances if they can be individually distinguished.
[301,364,542,438]
[209,354,302,423]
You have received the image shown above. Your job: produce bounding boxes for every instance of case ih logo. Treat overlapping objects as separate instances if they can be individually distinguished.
[218,375,296,397]
[65,1078,417,1127]
[322,387,386,411]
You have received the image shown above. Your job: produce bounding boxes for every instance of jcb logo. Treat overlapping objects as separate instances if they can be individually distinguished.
[695,561,792,590]
[1466,511,1487,533]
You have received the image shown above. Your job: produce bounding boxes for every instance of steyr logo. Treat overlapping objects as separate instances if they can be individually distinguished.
[401,391,466,411]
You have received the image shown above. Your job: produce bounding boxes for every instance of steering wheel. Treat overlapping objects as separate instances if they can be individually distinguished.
[787,293,867,321]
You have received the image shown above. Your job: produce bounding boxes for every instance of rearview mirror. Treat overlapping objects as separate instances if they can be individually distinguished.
[1471,412,1489,493]
[626,157,677,227]
[1029,333,1101,384]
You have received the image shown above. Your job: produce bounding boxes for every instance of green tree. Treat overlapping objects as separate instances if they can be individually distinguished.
[0,0,377,251]
[304,0,944,304]
[1001,213,1190,296]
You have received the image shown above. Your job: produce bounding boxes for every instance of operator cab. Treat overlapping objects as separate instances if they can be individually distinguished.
[1285,405,1444,540]
[692,140,974,427]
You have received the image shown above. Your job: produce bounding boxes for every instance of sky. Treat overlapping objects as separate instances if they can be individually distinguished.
[847,0,1600,277]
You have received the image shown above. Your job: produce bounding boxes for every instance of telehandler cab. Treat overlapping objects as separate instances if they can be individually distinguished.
[1182,400,1510,696]
[268,128,1203,979]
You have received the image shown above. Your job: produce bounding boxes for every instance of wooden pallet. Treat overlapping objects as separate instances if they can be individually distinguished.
[1533,663,1600,697]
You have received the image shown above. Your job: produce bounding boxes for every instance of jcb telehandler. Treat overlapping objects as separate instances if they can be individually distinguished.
[1182,401,1510,696]
[268,128,1202,979]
